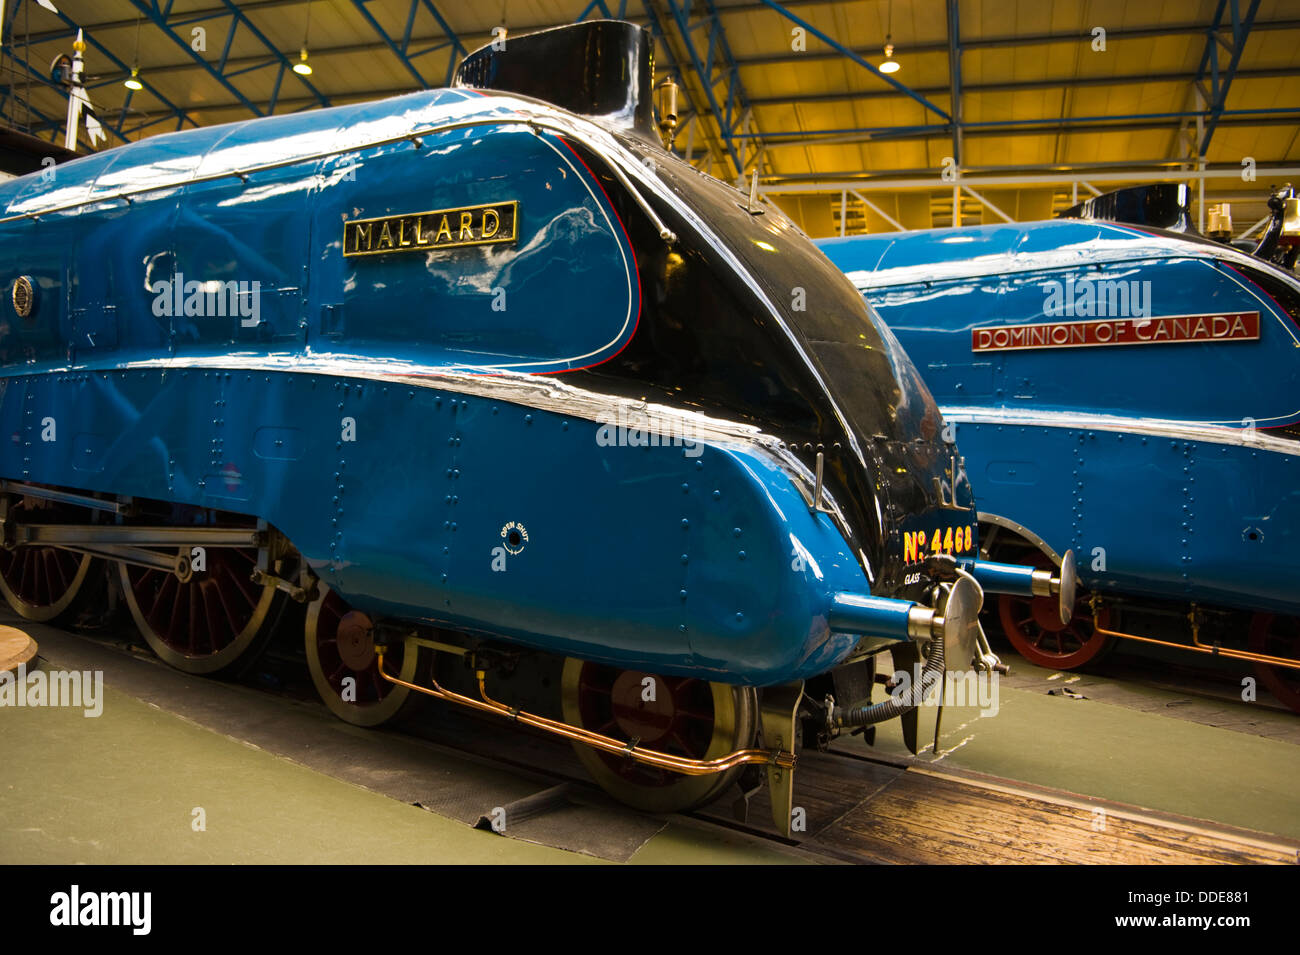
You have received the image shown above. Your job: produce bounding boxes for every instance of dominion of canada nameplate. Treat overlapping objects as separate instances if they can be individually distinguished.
[343,201,518,257]
[971,311,1260,352]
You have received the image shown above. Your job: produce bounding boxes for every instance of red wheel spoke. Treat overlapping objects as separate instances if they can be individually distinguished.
[186,582,201,652]
[147,572,175,629]
[212,573,248,642]
[674,707,713,722]
[0,497,98,623]
[666,728,692,753]
[1249,613,1300,713]
[18,549,33,601]
[39,551,55,601]
[222,556,259,608]
[50,549,71,595]
[202,582,226,652]
[998,555,1111,669]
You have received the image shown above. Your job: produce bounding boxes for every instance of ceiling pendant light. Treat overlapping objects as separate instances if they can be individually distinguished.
[123,14,143,90]
[879,0,900,74]
[880,35,900,73]
[293,1,314,75]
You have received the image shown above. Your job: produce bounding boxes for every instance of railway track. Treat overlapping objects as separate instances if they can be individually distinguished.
[10,612,1299,865]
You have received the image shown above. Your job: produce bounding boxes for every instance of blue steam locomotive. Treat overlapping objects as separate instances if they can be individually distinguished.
[820,201,1300,711]
[0,21,1063,832]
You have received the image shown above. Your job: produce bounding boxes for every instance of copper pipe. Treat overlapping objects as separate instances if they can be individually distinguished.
[375,647,795,776]
[1089,605,1300,671]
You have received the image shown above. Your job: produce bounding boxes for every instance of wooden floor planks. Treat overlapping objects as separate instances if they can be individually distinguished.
[807,766,1299,865]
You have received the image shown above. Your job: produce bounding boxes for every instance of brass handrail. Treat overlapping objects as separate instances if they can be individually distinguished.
[375,645,795,776]
[1089,599,1300,671]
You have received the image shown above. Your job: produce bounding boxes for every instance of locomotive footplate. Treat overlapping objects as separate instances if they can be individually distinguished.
[0,482,316,596]
[3,521,263,574]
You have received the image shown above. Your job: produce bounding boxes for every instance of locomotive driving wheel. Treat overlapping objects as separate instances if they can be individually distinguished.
[1248,613,1300,714]
[119,518,286,677]
[305,582,418,727]
[560,658,757,813]
[0,495,102,623]
[997,554,1113,670]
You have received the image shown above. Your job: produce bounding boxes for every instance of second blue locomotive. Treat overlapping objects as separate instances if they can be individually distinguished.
[820,205,1300,710]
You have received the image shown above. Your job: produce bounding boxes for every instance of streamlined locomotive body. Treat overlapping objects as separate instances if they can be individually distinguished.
[0,22,1063,831]
[820,215,1300,710]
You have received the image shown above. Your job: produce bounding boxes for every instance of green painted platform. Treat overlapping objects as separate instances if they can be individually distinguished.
[0,625,803,865]
[3,620,1297,863]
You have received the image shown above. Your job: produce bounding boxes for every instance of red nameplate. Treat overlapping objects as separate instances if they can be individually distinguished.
[972,312,1259,352]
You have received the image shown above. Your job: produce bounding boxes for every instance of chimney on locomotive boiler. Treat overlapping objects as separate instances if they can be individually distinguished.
[452,20,662,146]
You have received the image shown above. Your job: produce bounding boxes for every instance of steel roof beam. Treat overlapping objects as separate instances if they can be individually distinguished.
[350,0,466,90]
[1196,0,1261,156]
[0,40,135,147]
[763,157,1295,180]
[19,12,1296,96]
[125,0,262,117]
[947,0,961,168]
[737,104,1300,143]
[755,0,949,121]
[2,0,199,144]
[0,75,85,147]
[18,4,1300,54]
[739,67,1292,106]
[120,0,329,122]
[68,59,1294,116]
[418,0,467,86]
[722,18,1300,70]
[352,0,430,88]
[659,0,758,180]
[212,0,330,108]
[760,165,1300,193]
[637,0,711,168]
[65,104,1293,152]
